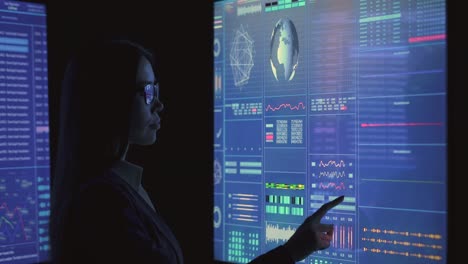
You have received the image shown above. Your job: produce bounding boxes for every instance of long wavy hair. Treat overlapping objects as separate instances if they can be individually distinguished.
[49,39,156,263]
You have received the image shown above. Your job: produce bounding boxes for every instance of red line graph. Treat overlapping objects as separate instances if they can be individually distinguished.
[265,102,305,112]
[319,182,346,190]
[409,34,446,43]
[360,122,443,128]
[0,202,27,240]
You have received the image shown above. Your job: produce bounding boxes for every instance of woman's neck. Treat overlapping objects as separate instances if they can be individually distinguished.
[119,143,130,160]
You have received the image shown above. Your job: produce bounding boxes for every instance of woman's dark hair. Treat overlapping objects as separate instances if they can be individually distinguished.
[49,39,156,262]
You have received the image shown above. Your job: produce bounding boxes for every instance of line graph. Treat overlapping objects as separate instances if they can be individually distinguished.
[358,95,446,146]
[265,102,306,112]
[409,34,446,43]
[310,155,355,199]
[316,182,346,190]
[317,160,346,167]
[0,202,28,242]
[265,95,307,116]
[318,171,346,178]
[361,122,443,128]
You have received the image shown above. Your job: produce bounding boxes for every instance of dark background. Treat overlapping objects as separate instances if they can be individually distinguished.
[446,2,464,263]
[39,0,464,263]
[46,1,214,263]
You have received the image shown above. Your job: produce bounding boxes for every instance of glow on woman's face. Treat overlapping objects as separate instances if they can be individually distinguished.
[128,56,164,145]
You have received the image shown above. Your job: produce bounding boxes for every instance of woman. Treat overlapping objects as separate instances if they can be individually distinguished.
[49,39,343,263]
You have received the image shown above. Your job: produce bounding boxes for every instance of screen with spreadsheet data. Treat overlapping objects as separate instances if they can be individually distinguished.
[213,0,447,263]
[0,0,50,262]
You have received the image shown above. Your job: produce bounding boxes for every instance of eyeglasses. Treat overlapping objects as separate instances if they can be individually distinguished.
[140,83,159,105]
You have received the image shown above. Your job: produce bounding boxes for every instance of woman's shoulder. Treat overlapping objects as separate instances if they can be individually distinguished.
[77,170,135,206]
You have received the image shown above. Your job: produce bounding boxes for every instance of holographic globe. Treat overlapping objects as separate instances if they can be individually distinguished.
[270,18,299,82]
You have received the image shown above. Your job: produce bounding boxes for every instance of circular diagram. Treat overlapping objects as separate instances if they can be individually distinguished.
[214,206,222,228]
[214,38,221,57]
[214,159,222,185]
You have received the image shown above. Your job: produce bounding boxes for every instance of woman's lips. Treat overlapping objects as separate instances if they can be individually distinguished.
[149,122,160,130]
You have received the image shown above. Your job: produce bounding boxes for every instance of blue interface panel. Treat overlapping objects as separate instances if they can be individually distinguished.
[0,0,50,263]
[214,1,446,263]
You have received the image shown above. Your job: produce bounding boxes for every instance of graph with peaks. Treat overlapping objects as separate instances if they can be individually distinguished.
[310,155,355,202]
[265,222,297,246]
[265,95,307,116]
[266,102,306,112]
[0,202,30,243]
[214,0,447,263]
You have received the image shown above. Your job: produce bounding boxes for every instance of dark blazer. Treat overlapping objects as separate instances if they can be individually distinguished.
[64,170,293,264]
[67,170,184,263]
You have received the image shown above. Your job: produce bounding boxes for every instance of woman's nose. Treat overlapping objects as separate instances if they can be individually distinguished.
[152,98,164,113]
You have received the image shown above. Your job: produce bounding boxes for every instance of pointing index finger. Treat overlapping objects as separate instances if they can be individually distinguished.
[313,195,344,220]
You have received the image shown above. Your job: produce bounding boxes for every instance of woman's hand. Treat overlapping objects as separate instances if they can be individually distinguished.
[284,195,345,262]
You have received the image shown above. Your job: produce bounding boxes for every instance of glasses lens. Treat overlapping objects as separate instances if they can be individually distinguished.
[144,84,154,105]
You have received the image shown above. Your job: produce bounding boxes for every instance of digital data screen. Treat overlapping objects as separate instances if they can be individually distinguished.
[0,0,50,263]
[213,0,447,263]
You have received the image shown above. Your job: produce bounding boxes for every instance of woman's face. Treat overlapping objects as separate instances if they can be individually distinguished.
[128,56,164,145]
